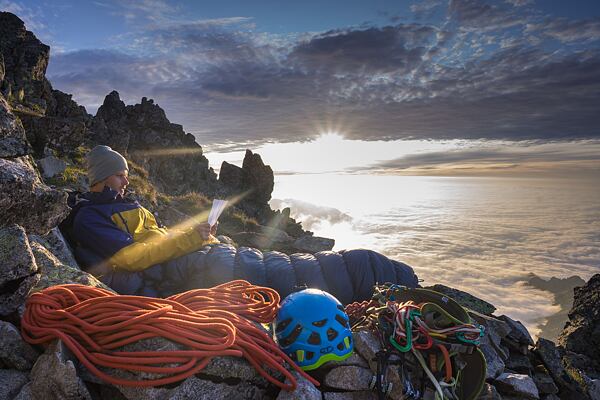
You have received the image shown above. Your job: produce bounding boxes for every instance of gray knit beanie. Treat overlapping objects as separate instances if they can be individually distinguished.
[86,145,128,186]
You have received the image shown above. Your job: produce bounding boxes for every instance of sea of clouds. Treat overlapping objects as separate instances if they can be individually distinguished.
[271,175,600,337]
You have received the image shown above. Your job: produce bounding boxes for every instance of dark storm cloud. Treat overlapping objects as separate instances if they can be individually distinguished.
[46,0,600,144]
[289,24,438,74]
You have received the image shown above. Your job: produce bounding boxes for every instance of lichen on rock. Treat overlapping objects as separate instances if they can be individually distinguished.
[0,156,68,235]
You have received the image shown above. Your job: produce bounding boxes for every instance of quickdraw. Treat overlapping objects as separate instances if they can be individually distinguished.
[345,284,486,400]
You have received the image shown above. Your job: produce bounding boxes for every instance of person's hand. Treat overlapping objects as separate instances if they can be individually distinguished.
[196,222,211,240]
[210,222,218,236]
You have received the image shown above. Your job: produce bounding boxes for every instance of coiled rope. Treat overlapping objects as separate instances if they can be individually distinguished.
[21,280,319,390]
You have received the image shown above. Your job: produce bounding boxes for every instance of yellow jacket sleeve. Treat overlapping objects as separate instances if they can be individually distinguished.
[107,227,219,272]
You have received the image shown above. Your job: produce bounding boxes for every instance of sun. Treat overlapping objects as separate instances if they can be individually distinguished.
[314,131,346,145]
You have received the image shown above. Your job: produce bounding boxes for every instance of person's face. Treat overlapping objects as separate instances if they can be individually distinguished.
[102,170,129,195]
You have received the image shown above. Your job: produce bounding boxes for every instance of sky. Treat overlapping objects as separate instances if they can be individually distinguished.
[2,0,600,176]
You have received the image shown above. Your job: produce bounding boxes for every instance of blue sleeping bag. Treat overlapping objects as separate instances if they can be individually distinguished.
[99,244,419,304]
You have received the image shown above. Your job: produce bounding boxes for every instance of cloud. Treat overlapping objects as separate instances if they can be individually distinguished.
[360,141,600,176]
[1,0,46,31]
[448,0,528,31]
[289,24,438,74]
[411,0,445,21]
[363,179,599,336]
[44,1,600,145]
[270,198,353,231]
[505,0,534,6]
[98,0,180,24]
[528,17,600,43]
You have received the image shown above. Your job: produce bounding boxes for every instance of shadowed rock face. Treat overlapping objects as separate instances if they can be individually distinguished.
[21,89,91,157]
[559,274,600,369]
[219,151,274,198]
[0,12,91,158]
[0,94,30,157]
[0,12,52,114]
[92,92,217,195]
[0,225,40,316]
[218,149,278,225]
[526,274,586,342]
[241,149,274,204]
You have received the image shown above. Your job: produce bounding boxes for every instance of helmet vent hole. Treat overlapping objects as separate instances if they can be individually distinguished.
[337,305,345,312]
[312,319,327,327]
[306,351,315,360]
[327,328,338,341]
[279,324,302,347]
[276,318,291,333]
[335,314,349,328]
[337,342,344,351]
[308,332,321,345]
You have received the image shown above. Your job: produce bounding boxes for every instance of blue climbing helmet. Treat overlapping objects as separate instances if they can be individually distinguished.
[274,288,353,371]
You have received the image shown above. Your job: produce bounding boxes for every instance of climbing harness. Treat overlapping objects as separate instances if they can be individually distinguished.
[21,280,319,391]
[345,284,487,400]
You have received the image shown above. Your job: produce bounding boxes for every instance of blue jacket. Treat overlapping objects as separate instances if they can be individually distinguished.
[69,187,217,271]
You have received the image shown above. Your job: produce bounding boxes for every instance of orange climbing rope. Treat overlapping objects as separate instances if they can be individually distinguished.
[21,280,319,390]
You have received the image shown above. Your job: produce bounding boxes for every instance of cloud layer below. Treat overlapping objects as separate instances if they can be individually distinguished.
[270,173,600,337]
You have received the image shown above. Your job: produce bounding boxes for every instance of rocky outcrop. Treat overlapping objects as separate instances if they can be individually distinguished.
[241,149,274,205]
[526,274,586,341]
[37,154,67,178]
[30,340,93,400]
[0,94,30,157]
[0,369,30,400]
[91,90,128,152]
[91,93,216,195]
[0,12,52,114]
[29,239,110,293]
[21,89,91,157]
[0,65,69,234]
[230,228,334,253]
[428,284,497,315]
[217,150,313,243]
[559,274,600,368]
[494,372,539,399]
[219,150,274,217]
[0,156,68,234]
[0,225,39,316]
[0,320,39,370]
[292,235,335,253]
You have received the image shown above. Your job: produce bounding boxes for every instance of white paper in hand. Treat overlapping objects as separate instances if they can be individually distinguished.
[208,199,228,227]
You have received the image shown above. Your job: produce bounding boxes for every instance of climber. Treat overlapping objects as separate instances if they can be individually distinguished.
[62,145,419,300]
[62,145,219,296]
